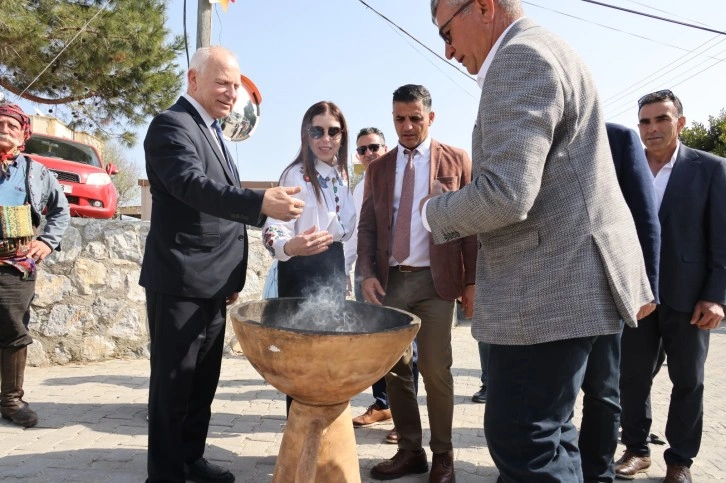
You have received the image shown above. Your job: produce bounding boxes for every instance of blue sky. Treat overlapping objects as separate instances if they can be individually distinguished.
[18,0,726,181]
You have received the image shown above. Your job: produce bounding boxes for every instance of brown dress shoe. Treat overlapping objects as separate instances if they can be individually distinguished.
[370,449,428,480]
[663,464,692,483]
[384,427,398,444]
[352,403,392,427]
[430,450,455,483]
[615,450,651,479]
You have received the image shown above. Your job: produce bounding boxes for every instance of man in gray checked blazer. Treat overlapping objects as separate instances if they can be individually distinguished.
[428,1,653,481]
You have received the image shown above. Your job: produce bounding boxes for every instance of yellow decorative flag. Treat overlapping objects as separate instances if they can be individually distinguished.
[209,0,234,12]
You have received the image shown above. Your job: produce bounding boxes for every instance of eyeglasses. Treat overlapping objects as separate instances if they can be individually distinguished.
[637,89,676,109]
[308,126,342,140]
[438,0,474,45]
[355,144,382,155]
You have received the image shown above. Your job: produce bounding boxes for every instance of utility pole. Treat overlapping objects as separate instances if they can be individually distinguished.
[197,0,212,49]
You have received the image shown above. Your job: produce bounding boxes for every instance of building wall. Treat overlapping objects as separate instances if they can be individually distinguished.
[28,218,274,366]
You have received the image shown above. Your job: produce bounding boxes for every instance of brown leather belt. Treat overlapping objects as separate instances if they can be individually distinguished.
[390,265,430,273]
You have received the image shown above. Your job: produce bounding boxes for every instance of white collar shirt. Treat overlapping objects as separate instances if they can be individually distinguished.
[263,159,356,262]
[390,138,432,268]
[182,93,226,159]
[650,141,679,212]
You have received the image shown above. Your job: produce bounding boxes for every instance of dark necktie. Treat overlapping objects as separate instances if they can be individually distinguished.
[392,149,416,263]
[212,120,239,186]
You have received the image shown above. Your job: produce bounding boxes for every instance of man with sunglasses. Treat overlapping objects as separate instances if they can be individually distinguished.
[345,127,388,302]
[615,90,726,483]
[358,84,476,483]
[425,1,653,481]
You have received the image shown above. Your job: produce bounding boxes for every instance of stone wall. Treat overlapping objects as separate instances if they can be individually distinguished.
[27,219,274,366]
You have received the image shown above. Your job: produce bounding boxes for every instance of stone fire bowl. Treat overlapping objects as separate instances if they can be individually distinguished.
[231,298,420,406]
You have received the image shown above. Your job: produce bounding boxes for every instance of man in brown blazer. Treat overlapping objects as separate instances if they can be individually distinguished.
[357,84,477,483]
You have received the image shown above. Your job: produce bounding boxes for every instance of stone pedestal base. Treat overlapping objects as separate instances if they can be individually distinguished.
[272,400,360,483]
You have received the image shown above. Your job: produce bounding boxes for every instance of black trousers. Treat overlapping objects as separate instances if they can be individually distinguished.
[0,266,35,348]
[145,289,228,483]
[620,304,709,467]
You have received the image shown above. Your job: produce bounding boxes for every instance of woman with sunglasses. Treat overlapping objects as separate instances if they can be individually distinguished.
[262,100,355,301]
[263,101,355,415]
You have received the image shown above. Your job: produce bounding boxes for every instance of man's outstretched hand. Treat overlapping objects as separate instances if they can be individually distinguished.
[262,186,305,221]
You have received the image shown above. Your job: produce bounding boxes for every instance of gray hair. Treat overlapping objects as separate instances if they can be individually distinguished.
[430,0,522,24]
[189,46,239,76]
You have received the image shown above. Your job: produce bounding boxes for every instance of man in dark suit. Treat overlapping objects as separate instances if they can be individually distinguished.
[357,84,477,483]
[578,123,661,483]
[141,46,304,483]
[615,90,726,483]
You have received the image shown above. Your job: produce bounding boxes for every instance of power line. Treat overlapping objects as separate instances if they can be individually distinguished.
[603,36,725,107]
[622,0,713,27]
[383,22,477,99]
[523,1,718,56]
[355,0,475,83]
[605,47,726,120]
[523,0,725,119]
[582,0,726,36]
[16,0,112,99]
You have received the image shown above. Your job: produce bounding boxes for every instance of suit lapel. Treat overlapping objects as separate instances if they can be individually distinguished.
[659,146,700,223]
[178,97,238,186]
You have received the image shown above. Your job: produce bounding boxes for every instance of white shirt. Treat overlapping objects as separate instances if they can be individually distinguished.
[263,159,356,262]
[343,174,365,276]
[650,142,679,212]
[390,138,432,268]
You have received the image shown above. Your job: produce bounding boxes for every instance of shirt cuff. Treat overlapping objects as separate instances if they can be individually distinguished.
[273,238,292,262]
[421,199,432,232]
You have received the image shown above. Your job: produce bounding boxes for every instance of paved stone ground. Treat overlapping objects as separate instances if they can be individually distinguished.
[2,322,725,482]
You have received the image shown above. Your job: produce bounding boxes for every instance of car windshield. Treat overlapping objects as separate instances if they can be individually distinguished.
[25,135,102,168]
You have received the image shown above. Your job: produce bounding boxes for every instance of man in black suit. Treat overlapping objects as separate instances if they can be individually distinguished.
[141,46,304,483]
[615,90,726,483]
[578,123,660,483]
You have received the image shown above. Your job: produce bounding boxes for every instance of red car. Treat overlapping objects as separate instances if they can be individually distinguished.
[24,134,119,219]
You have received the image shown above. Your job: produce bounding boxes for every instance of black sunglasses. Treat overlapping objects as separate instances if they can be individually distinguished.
[308,126,342,140]
[637,89,676,109]
[438,0,474,45]
[356,144,382,155]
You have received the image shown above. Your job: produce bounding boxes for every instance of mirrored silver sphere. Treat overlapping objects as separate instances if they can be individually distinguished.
[220,75,261,142]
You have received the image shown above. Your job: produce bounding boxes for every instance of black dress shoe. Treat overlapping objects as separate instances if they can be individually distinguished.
[472,385,487,403]
[186,458,235,483]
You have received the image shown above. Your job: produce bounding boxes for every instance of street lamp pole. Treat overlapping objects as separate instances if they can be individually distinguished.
[197,0,212,49]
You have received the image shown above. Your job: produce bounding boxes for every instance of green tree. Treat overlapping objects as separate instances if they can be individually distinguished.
[681,109,726,158]
[0,0,184,147]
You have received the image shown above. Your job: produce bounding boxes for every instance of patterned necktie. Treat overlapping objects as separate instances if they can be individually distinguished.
[392,149,416,263]
[211,120,239,186]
